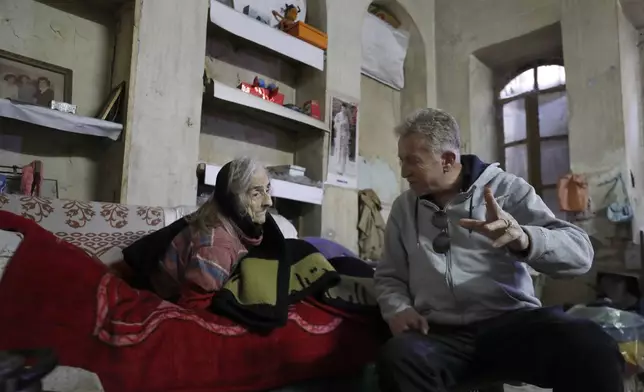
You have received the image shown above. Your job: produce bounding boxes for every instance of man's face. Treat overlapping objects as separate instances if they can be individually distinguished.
[38,80,48,90]
[245,169,272,224]
[398,133,445,195]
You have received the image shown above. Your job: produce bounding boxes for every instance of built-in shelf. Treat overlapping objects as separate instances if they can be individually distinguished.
[204,80,328,134]
[203,163,324,205]
[209,0,325,71]
[0,99,122,140]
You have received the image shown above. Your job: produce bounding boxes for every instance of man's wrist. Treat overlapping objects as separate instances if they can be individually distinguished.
[507,231,530,255]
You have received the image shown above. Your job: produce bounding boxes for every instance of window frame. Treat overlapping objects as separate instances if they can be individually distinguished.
[496,63,567,196]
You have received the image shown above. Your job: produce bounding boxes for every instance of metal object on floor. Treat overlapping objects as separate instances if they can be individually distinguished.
[0,349,58,392]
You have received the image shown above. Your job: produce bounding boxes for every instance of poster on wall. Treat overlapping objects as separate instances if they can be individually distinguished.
[326,95,359,189]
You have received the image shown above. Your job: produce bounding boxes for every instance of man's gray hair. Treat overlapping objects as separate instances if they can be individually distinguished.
[395,108,461,154]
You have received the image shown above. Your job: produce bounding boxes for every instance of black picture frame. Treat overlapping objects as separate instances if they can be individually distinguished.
[0,49,73,104]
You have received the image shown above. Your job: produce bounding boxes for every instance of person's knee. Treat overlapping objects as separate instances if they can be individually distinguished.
[557,319,623,366]
[378,332,417,369]
[377,332,456,371]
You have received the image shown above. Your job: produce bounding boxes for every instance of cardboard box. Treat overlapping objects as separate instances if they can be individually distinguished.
[285,21,328,50]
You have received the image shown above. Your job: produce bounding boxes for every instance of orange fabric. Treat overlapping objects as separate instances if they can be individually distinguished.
[557,174,588,212]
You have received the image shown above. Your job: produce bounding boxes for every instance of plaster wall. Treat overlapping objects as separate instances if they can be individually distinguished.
[119,0,208,207]
[435,0,561,156]
[0,0,113,201]
[199,0,436,251]
[320,0,435,251]
[435,0,637,304]
[618,5,644,243]
[7,0,636,268]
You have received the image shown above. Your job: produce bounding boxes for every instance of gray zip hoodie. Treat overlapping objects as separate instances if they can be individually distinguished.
[374,161,593,325]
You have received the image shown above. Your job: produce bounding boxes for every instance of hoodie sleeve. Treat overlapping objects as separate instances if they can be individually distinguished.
[505,176,593,277]
[374,203,413,320]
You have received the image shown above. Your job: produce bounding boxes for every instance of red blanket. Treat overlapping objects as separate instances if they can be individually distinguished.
[0,211,382,392]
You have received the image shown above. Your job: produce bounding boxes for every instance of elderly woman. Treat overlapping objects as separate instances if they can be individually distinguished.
[121,157,272,310]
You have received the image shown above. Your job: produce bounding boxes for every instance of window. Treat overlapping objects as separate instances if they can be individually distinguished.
[498,64,568,218]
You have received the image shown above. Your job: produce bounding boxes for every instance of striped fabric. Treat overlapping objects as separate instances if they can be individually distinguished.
[157,224,248,298]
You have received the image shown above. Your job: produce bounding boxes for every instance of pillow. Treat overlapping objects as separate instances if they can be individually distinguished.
[271,212,298,239]
[101,205,198,266]
[0,229,23,283]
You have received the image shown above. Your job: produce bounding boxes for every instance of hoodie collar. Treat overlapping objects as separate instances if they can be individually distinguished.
[459,154,490,191]
[420,154,490,203]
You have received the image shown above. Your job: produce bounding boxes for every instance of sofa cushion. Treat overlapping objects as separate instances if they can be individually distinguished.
[0,194,167,263]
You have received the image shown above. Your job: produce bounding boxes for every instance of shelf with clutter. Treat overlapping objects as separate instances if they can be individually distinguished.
[0,99,123,140]
[200,0,328,236]
[202,76,327,134]
[199,162,323,205]
[208,0,327,70]
[204,0,327,125]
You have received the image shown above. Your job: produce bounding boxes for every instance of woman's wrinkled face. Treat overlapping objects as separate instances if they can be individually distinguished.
[245,169,272,224]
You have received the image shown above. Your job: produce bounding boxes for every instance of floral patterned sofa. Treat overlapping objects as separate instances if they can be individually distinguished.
[0,193,196,265]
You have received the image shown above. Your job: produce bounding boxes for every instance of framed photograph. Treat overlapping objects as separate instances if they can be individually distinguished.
[0,49,73,106]
[97,81,125,122]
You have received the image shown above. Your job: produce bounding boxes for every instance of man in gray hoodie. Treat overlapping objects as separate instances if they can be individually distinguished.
[375,108,624,392]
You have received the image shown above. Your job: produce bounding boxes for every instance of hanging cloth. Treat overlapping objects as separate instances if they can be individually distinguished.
[602,173,633,224]
[20,161,43,197]
[357,189,386,261]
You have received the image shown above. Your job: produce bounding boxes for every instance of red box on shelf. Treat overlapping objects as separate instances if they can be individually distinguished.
[303,100,321,120]
[238,83,285,105]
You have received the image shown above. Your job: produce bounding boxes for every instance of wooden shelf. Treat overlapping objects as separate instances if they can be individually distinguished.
[208,0,325,71]
[0,99,122,140]
[204,80,328,134]
[203,162,324,205]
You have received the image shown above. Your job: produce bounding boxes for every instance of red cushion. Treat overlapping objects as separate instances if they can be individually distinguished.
[0,211,380,392]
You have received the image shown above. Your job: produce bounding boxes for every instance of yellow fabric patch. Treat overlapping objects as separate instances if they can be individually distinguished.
[288,253,334,292]
[225,257,279,305]
[221,249,375,310]
[324,276,377,306]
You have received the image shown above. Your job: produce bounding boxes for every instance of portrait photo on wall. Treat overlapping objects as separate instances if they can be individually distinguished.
[326,95,359,189]
[0,49,73,107]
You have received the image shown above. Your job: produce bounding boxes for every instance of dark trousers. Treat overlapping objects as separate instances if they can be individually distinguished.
[377,307,625,392]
